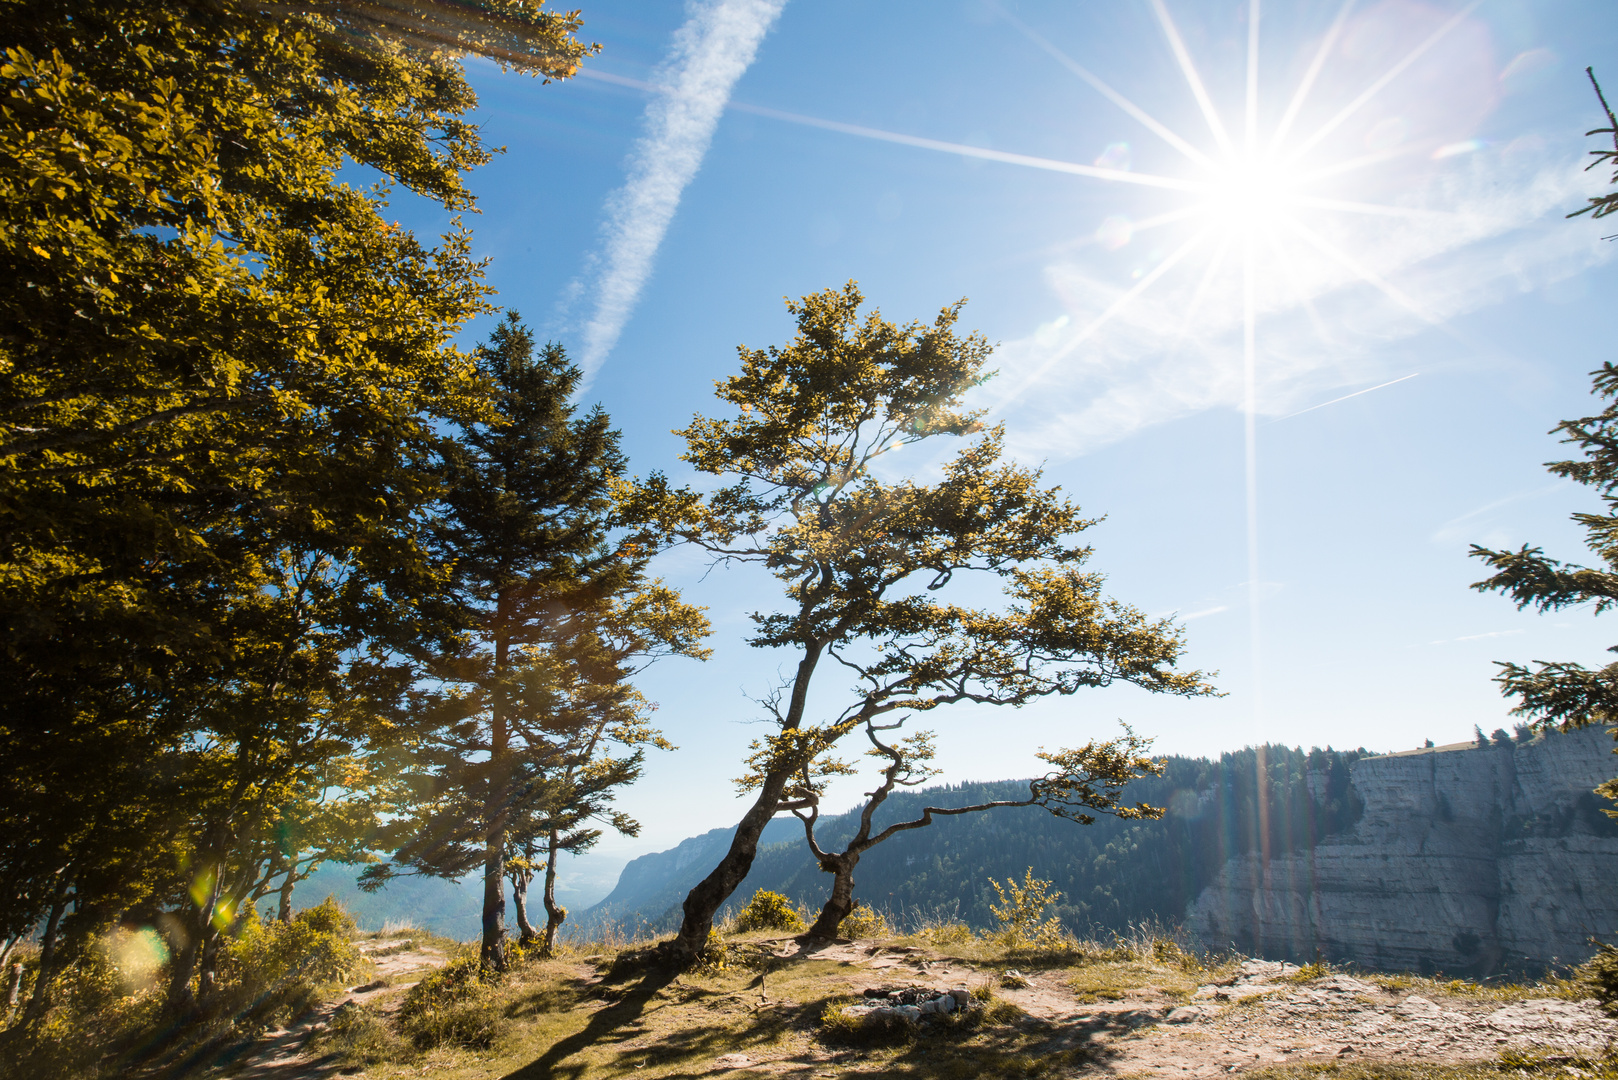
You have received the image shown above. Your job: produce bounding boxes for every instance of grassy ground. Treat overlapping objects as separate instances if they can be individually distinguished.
[308,920,1615,1080]
[9,903,1613,1079]
[317,933,1067,1079]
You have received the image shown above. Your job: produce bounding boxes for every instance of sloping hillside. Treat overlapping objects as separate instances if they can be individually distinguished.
[579,729,1618,974]
[580,742,1376,935]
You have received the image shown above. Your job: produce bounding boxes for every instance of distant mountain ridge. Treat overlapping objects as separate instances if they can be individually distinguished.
[579,741,1376,935]
[578,817,801,931]
[577,730,1618,975]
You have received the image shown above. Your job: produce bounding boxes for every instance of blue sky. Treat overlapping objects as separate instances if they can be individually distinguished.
[403,0,1618,890]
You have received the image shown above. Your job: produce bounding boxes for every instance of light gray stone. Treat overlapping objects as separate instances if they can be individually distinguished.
[1188,726,1618,975]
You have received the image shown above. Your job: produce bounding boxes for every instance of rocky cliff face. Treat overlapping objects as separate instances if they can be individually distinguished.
[1188,726,1618,975]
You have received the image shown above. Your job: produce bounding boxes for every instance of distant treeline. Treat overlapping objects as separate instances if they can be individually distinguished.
[597,743,1373,937]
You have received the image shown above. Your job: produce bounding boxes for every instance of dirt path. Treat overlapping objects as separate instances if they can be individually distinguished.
[229,936,445,1079]
[722,945,1617,1077]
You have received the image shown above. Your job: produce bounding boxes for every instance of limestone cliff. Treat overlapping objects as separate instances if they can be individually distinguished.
[1188,726,1618,975]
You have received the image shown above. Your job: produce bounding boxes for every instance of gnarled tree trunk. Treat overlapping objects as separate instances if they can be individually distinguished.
[277,864,296,923]
[541,827,566,956]
[512,864,537,945]
[668,646,824,964]
[669,769,792,962]
[803,852,858,941]
[22,879,69,1023]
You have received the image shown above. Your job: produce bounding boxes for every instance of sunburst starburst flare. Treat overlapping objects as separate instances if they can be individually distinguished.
[721,0,1611,726]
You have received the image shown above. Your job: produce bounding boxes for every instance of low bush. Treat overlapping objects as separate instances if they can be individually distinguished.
[0,897,363,1079]
[734,890,805,933]
[1578,940,1618,1014]
[397,956,508,1050]
[837,903,891,939]
[985,869,1070,951]
[918,922,974,947]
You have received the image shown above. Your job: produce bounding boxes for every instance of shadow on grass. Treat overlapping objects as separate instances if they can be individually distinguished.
[499,959,674,1080]
[500,956,827,1080]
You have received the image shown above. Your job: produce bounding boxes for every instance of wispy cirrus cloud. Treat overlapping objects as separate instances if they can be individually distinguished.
[571,0,786,382]
[981,143,1614,463]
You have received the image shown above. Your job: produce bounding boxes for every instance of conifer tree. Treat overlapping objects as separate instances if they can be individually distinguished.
[625,283,1214,964]
[1472,73,1618,816]
[367,317,707,970]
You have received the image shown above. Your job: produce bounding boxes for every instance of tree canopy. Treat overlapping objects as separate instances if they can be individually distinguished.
[626,282,1213,961]
[0,0,597,1019]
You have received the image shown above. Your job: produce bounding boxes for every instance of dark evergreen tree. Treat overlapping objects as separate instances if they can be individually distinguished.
[1471,75,1618,816]
[366,316,706,970]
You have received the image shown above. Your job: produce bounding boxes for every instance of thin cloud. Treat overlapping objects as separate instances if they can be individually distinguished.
[1429,482,1566,548]
[572,0,785,381]
[985,150,1613,462]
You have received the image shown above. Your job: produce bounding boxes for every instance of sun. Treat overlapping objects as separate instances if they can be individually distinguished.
[737,0,1487,723]
[1199,156,1303,233]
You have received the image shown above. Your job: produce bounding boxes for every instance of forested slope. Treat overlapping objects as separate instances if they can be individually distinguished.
[580,743,1371,937]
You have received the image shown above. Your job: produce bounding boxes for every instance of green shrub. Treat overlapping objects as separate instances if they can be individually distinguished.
[838,903,891,939]
[734,889,805,933]
[1578,940,1618,1014]
[214,896,360,1027]
[986,869,1069,950]
[692,927,731,975]
[398,956,508,1050]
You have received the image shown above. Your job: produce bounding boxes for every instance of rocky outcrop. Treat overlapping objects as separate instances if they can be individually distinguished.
[1188,726,1618,974]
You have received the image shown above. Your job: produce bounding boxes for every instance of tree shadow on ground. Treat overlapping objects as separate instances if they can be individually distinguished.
[500,950,684,1080]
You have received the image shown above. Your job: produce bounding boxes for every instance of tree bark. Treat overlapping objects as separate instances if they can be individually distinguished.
[481,610,512,972]
[669,643,824,964]
[277,864,296,923]
[167,857,223,1015]
[512,865,537,945]
[541,827,565,956]
[21,881,68,1023]
[6,962,22,1021]
[197,926,222,1004]
[668,770,792,961]
[803,852,857,941]
[481,812,508,971]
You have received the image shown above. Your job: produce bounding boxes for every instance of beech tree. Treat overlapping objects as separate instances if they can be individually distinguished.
[625,283,1214,964]
[1471,71,1618,816]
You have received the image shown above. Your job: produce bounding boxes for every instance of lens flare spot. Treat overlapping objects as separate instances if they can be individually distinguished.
[1095,214,1134,250]
[1094,141,1131,171]
[1432,139,1486,160]
[109,927,169,991]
